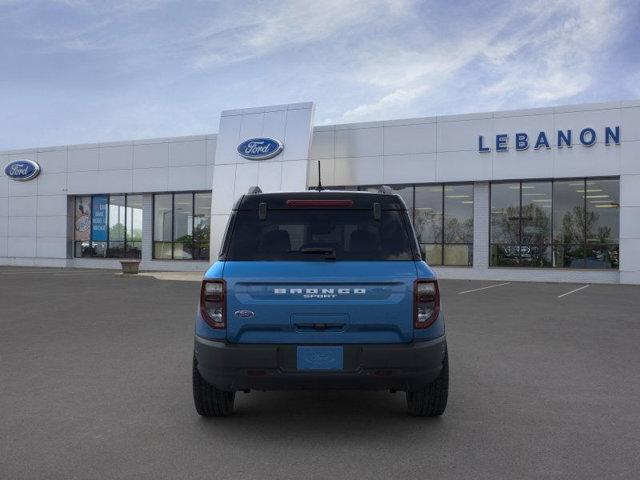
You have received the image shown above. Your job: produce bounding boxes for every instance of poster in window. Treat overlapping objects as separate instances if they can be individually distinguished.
[91,195,108,242]
[75,196,91,241]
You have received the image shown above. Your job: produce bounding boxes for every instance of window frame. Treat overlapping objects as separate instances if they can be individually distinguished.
[151,191,211,261]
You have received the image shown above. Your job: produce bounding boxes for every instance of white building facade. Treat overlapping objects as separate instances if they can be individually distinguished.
[1,100,639,284]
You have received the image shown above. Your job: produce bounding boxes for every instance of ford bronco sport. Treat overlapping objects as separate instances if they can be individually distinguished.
[193,187,448,416]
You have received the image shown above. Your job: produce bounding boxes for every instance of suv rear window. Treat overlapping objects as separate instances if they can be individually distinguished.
[225,209,415,261]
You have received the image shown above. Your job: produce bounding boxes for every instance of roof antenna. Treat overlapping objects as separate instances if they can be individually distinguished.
[316,160,324,191]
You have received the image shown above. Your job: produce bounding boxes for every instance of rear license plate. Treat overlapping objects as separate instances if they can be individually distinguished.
[296,346,343,371]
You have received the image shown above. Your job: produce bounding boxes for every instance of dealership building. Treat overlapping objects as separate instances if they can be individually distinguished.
[1,100,639,284]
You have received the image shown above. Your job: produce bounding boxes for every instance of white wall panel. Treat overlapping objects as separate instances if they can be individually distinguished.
[262,110,287,145]
[383,123,436,155]
[281,160,308,191]
[68,147,99,172]
[258,162,282,192]
[310,130,334,160]
[214,114,243,165]
[8,178,37,196]
[134,142,169,169]
[335,127,382,158]
[382,154,436,184]
[36,237,67,258]
[67,171,102,195]
[7,237,36,257]
[99,144,133,170]
[133,167,169,192]
[620,140,640,175]
[37,195,67,217]
[437,151,492,182]
[437,118,494,152]
[0,198,7,217]
[233,162,259,196]
[37,172,67,196]
[308,158,335,186]
[553,142,620,178]
[168,165,208,191]
[282,106,315,162]
[206,138,217,164]
[239,113,265,146]
[491,145,554,180]
[620,174,640,206]
[8,196,37,217]
[211,164,236,214]
[97,169,133,193]
[37,215,67,237]
[0,173,7,197]
[37,149,67,173]
[620,107,640,142]
[8,216,36,237]
[169,140,206,167]
[334,156,383,186]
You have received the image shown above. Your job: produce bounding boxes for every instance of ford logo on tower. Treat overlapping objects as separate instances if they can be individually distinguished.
[4,159,41,181]
[237,137,283,160]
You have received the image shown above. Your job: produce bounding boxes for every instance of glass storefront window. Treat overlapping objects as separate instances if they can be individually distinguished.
[173,193,193,259]
[585,178,619,268]
[73,193,143,259]
[108,195,126,258]
[152,191,212,260]
[349,183,473,266]
[415,185,443,265]
[444,184,474,266]
[126,195,143,258]
[193,192,212,260]
[153,194,172,259]
[74,196,92,257]
[491,178,619,269]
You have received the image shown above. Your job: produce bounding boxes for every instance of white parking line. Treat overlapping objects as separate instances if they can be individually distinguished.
[458,282,511,295]
[557,284,590,298]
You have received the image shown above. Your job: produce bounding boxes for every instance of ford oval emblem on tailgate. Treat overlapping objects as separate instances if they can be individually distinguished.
[234,310,255,318]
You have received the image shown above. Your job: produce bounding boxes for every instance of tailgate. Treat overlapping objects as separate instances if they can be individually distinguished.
[223,261,417,344]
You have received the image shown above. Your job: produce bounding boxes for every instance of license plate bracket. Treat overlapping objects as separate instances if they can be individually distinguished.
[296,346,343,371]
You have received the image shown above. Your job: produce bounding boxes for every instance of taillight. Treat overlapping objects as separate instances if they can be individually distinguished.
[414,280,440,329]
[200,279,226,329]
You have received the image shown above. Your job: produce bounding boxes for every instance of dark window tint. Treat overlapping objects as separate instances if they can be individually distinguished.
[226,210,415,261]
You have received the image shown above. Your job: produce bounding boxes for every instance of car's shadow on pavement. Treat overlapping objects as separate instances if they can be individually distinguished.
[193,390,446,441]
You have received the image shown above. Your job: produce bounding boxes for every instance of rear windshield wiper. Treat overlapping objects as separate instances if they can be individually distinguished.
[298,247,337,259]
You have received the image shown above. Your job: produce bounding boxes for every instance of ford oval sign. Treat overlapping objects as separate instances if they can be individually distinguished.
[237,137,283,160]
[4,159,41,181]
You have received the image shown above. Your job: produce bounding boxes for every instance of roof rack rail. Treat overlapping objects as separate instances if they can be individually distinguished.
[377,185,393,195]
[247,186,262,194]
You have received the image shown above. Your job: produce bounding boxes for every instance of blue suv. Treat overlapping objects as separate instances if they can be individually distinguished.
[193,187,448,416]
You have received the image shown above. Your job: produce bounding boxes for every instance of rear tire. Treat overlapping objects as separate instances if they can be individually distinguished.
[192,356,235,417]
[406,349,448,417]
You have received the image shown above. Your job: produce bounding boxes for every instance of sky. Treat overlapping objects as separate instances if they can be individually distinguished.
[1,0,639,150]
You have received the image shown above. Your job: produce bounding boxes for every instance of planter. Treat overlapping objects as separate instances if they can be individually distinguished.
[119,259,141,275]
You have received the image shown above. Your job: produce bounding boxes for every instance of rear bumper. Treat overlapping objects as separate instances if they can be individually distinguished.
[194,336,447,392]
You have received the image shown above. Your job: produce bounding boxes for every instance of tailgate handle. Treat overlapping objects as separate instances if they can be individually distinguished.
[295,323,345,332]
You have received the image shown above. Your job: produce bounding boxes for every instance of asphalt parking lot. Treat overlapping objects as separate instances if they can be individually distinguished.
[1,267,639,480]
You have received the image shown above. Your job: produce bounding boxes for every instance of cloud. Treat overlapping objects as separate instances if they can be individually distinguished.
[481,0,622,104]
[190,0,416,70]
[334,0,627,123]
